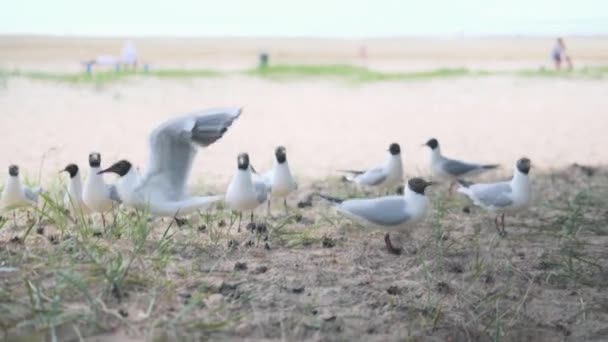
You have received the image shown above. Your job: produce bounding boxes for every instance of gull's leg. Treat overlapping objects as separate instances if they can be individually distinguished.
[101,213,107,229]
[237,212,242,233]
[384,233,402,255]
[12,211,18,228]
[494,215,501,235]
[250,211,254,224]
[448,181,456,196]
[500,213,506,236]
[267,199,271,216]
[283,198,288,215]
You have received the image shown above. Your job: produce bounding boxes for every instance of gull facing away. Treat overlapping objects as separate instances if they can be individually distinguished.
[339,143,404,193]
[457,158,532,236]
[226,153,269,231]
[99,107,242,216]
[320,177,433,255]
[61,163,89,216]
[83,153,120,227]
[1,165,42,226]
[252,146,298,214]
[423,138,498,191]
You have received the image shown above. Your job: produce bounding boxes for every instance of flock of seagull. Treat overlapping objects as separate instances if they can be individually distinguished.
[0,107,532,254]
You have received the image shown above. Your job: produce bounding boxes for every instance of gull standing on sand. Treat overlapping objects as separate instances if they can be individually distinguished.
[339,143,403,193]
[423,138,498,191]
[226,153,269,231]
[83,153,120,227]
[99,108,241,216]
[457,157,532,236]
[1,165,42,226]
[253,146,297,214]
[61,163,89,216]
[320,177,433,255]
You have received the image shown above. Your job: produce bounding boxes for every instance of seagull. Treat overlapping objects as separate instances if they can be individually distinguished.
[457,157,532,236]
[226,153,268,231]
[1,165,42,226]
[252,146,297,214]
[99,107,241,217]
[61,163,89,216]
[339,142,403,193]
[319,177,433,254]
[423,138,499,192]
[83,152,120,227]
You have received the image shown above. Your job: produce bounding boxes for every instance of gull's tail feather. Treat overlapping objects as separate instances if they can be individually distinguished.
[338,169,365,175]
[482,164,500,170]
[317,193,345,204]
[456,179,474,188]
[338,170,364,182]
[150,195,224,216]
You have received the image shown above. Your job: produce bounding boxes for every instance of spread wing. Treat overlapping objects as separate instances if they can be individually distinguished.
[139,108,242,201]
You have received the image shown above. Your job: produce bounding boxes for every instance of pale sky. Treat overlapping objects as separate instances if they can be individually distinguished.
[2,0,607,37]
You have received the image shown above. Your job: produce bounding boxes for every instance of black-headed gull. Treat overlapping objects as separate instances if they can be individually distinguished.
[339,142,403,193]
[1,165,42,226]
[252,146,297,214]
[99,108,241,217]
[61,163,89,216]
[226,152,269,231]
[457,157,531,236]
[320,177,433,254]
[424,138,498,192]
[83,153,120,227]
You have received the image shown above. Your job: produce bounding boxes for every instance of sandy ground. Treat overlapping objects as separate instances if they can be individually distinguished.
[0,75,607,189]
[1,165,607,341]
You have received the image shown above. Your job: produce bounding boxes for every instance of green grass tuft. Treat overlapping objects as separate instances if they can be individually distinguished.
[247,64,474,82]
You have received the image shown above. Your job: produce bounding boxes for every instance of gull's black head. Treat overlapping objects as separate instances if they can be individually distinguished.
[62,164,79,178]
[388,143,401,155]
[424,138,439,150]
[275,146,287,164]
[407,177,433,195]
[8,165,19,177]
[516,157,531,175]
[89,152,101,168]
[98,160,131,177]
[237,153,250,170]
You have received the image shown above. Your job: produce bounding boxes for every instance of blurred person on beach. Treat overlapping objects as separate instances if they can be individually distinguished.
[552,37,573,71]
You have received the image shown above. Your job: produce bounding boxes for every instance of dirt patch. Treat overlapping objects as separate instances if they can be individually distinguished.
[1,167,608,341]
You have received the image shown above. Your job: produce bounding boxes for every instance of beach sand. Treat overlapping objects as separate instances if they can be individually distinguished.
[0,36,607,187]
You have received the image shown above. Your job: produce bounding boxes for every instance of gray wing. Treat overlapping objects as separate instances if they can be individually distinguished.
[107,184,122,203]
[442,159,482,176]
[140,108,242,201]
[23,187,39,203]
[339,196,410,226]
[470,182,513,208]
[355,167,388,186]
[253,180,269,204]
